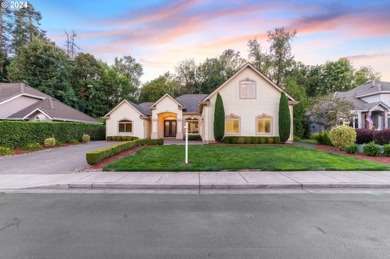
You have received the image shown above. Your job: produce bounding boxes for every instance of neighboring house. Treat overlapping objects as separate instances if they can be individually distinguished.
[104,63,298,143]
[0,83,100,124]
[334,80,390,130]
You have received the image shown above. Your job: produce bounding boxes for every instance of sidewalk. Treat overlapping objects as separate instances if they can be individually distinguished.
[2,171,390,190]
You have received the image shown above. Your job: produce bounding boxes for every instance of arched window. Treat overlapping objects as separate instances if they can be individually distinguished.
[118,120,133,133]
[257,115,272,134]
[225,115,240,135]
[240,79,256,99]
[185,118,199,134]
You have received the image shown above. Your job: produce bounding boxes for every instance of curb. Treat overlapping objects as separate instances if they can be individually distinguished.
[31,182,390,190]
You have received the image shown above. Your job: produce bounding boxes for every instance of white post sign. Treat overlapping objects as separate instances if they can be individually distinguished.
[185,121,188,164]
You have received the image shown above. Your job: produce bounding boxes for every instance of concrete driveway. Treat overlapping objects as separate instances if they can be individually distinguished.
[0,141,114,174]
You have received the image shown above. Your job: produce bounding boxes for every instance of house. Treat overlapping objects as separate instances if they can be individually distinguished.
[334,80,390,130]
[0,83,100,124]
[104,63,298,143]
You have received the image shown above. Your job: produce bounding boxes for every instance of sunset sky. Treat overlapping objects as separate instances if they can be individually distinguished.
[29,0,390,83]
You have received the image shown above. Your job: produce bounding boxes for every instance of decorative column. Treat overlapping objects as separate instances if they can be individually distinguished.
[357,112,362,129]
[176,118,183,139]
[151,114,158,139]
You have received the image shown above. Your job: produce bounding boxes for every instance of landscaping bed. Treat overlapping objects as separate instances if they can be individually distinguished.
[103,145,390,171]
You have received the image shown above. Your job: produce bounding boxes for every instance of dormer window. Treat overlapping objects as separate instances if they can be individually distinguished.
[240,79,256,99]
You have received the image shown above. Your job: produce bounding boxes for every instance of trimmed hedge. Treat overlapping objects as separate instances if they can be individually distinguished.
[363,142,381,157]
[106,136,139,141]
[278,92,291,143]
[373,129,390,145]
[355,129,374,144]
[214,93,225,142]
[0,121,105,149]
[86,138,164,165]
[223,136,280,144]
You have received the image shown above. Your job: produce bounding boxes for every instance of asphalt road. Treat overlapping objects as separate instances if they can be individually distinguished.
[0,141,113,174]
[0,192,389,258]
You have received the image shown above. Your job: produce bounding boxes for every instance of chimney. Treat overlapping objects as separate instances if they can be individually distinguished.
[48,98,54,109]
[20,83,25,93]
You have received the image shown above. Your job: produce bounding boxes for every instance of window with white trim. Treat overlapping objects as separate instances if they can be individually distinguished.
[185,118,199,134]
[225,115,240,135]
[118,120,133,133]
[240,80,256,99]
[257,115,272,134]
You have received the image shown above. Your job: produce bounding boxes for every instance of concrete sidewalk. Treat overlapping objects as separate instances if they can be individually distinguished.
[2,171,390,190]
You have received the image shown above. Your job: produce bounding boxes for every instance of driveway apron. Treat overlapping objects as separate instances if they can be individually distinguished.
[0,141,113,174]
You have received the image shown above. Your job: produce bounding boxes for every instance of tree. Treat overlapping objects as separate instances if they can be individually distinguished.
[7,37,77,106]
[278,92,291,143]
[284,77,309,138]
[214,93,225,142]
[113,55,143,88]
[0,6,12,80]
[309,94,354,130]
[175,58,199,94]
[267,27,296,85]
[138,72,181,103]
[11,2,46,53]
[247,39,271,77]
[353,66,381,87]
[320,58,354,94]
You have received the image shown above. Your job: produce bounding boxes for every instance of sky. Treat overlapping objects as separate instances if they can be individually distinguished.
[28,0,390,83]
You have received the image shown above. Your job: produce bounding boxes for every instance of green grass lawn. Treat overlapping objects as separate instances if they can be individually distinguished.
[103,145,390,171]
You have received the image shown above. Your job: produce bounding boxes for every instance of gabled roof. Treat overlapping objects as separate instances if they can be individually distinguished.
[334,80,390,111]
[8,97,100,124]
[0,83,49,104]
[202,62,297,103]
[175,94,208,113]
[150,93,184,110]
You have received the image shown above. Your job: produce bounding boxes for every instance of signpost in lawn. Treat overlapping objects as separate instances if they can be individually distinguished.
[185,121,188,164]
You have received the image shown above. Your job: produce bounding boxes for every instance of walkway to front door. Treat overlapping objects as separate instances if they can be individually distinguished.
[164,120,177,137]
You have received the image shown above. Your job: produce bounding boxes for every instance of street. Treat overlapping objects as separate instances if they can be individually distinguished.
[0,191,390,258]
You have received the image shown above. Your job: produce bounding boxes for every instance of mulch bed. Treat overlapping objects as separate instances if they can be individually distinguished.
[11,143,81,155]
[89,145,149,170]
[315,145,390,165]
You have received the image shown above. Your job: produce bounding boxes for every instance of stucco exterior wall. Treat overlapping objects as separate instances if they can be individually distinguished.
[105,101,146,139]
[203,67,286,142]
[0,96,40,119]
[151,96,183,139]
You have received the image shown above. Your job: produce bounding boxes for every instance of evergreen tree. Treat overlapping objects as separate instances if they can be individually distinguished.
[0,6,12,80]
[213,93,225,142]
[278,92,291,143]
[11,2,46,53]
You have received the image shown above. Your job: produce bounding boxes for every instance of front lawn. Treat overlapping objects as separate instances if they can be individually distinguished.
[103,145,390,171]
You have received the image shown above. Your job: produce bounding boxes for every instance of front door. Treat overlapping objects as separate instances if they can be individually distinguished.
[164,120,177,137]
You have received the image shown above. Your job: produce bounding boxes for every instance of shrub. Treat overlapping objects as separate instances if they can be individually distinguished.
[183,135,202,141]
[383,144,390,157]
[213,93,225,142]
[278,92,291,143]
[355,129,374,144]
[345,143,358,154]
[44,137,56,147]
[0,121,105,149]
[312,131,333,146]
[329,125,356,151]
[106,136,139,141]
[373,129,390,145]
[0,146,14,156]
[23,143,42,151]
[69,139,79,144]
[293,136,301,142]
[222,136,280,144]
[82,134,91,143]
[55,141,64,147]
[86,139,164,165]
[363,142,381,157]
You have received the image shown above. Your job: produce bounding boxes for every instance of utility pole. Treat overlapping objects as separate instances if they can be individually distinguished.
[64,30,79,59]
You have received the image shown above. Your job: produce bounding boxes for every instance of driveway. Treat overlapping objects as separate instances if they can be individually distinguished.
[0,141,114,174]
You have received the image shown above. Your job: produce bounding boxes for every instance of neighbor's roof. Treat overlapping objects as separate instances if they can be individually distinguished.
[0,83,50,103]
[8,97,101,124]
[334,80,390,111]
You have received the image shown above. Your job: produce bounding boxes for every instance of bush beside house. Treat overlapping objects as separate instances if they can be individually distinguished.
[86,139,164,165]
[355,129,374,144]
[214,93,225,142]
[278,92,291,143]
[329,125,356,151]
[0,121,105,149]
